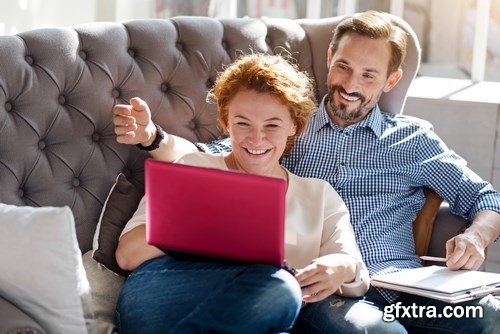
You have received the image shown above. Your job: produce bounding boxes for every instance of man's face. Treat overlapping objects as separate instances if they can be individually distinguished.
[326,32,401,127]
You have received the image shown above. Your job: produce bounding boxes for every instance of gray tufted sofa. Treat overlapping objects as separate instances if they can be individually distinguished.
[0,15,466,331]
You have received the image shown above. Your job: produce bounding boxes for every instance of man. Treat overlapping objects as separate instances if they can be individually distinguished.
[114,10,500,333]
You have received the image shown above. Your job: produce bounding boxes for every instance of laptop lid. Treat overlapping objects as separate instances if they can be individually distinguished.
[145,159,286,267]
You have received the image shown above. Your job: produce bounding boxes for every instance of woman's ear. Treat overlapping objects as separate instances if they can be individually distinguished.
[288,124,297,136]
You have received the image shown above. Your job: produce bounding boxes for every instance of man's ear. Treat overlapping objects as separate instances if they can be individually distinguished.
[327,48,333,68]
[383,69,403,93]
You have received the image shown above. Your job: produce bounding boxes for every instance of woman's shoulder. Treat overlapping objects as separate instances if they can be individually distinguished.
[287,171,341,200]
[175,151,226,169]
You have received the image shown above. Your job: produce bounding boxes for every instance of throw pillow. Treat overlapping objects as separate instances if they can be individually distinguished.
[82,250,124,334]
[92,173,143,277]
[0,204,97,334]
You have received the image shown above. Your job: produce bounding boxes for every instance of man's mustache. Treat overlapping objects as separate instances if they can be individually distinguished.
[329,85,365,101]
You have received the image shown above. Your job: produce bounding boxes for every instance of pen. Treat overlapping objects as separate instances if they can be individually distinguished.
[419,256,447,262]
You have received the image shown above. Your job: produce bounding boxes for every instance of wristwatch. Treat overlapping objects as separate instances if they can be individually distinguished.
[136,123,165,151]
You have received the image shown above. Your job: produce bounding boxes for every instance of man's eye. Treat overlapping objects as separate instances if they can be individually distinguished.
[337,64,348,71]
[363,73,374,80]
[266,124,279,128]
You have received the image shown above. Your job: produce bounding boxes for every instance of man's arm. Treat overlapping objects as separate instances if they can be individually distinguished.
[446,210,500,270]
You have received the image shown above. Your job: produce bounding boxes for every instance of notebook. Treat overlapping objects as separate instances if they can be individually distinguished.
[371,265,500,303]
[145,159,287,267]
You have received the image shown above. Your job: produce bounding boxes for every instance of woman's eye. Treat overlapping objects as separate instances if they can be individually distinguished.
[266,124,279,128]
[236,122,249,126]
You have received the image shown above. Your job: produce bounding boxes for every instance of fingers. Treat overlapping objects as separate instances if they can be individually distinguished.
[446,235,485,270]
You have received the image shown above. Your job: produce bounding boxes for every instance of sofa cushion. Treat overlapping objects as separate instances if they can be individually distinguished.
[0,204,96,334]
[92,173,143,277]
[83,251,124,334]
[0,295,46,334]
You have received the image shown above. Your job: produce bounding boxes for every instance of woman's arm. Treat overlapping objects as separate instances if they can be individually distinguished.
[115,225,165,271]
[113,97,198,162]
[295,183,369,302]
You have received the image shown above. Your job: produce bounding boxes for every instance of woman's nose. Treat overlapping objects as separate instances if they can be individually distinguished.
[248,128,264,144]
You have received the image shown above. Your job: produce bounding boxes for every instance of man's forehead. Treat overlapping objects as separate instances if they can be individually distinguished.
[333,32,391,73]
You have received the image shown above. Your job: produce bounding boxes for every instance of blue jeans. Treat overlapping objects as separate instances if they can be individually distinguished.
[293,287,500,334]
[115,255,302,334]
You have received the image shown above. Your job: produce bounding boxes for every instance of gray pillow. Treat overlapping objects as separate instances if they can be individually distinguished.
[0,204,96,334]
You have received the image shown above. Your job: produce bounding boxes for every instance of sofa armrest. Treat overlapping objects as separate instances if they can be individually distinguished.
[0,296,46,334]
[427,203,469,258]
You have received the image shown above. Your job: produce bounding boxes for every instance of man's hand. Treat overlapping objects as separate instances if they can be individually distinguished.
[295,254,355,303]
[446,210,500,271]
[445,232,485,270]
[113,97,157,146]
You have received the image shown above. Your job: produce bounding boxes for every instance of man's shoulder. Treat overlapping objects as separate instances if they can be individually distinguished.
[380,111,434,133]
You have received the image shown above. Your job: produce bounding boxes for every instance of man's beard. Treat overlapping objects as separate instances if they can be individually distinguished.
[326,85,377,122]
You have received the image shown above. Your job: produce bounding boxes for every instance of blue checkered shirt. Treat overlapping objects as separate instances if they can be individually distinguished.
[196,98,500,302]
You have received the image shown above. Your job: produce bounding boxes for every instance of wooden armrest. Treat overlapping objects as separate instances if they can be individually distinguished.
[413,189,443,257]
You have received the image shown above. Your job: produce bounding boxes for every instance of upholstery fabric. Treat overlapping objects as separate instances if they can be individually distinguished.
[0,295,46,334]
[83,251,124,334]
[0,16,419,255]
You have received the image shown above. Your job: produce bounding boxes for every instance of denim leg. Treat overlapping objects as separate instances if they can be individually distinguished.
[292,287,407,334]
[395,292,500,334]
[115,256,302,334]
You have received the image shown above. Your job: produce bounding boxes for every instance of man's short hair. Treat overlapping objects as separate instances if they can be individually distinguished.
[329,10,408,76]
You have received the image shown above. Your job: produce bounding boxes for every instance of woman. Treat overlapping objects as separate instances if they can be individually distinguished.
[114,53,369,333]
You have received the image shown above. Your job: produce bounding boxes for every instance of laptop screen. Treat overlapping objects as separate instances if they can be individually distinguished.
[145,159,287,267]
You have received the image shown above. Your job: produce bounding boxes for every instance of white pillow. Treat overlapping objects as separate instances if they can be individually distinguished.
[0,204,96,334]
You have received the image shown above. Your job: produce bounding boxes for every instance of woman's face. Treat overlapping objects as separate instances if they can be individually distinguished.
[226,89,296,177]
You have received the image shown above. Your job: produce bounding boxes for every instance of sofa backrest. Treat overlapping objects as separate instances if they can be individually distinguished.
[0,16,420,252]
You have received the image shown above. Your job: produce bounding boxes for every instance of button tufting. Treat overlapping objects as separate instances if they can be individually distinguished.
[25,55,33,65]
[92,133,100,142]
[58,95,66,105]
[38,140,46,150]
[265,36,271,44]
[176,42,184,51]
[161,83,169,92]
[78,50,87,60]
[72,178,80,187]
[112,89,120,98]
[123,170,131,179]
[128,48,136,57]
[206,79,213,89]
[5,102,12,112]
[221,41,228,50]
[18,188,24,197]
[189,120,197,130]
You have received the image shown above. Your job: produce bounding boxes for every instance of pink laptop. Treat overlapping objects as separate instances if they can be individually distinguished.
[145,159,287,267]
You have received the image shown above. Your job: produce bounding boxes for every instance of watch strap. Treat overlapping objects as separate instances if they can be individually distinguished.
[136,123,165,151]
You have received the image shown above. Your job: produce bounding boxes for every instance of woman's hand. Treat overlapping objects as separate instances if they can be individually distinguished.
[294,254,357,303]
[113,97,157,146]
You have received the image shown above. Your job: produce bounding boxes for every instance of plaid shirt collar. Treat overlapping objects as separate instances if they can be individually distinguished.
[312,96,386,138]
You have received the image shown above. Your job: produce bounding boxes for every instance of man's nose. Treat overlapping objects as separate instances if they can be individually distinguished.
[342,74,360,94]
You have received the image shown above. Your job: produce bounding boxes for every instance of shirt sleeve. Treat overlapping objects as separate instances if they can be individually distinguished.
[319,184,369,295]
[120,195,147,239]
[195,137,232,154]
[417,124,500,222]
